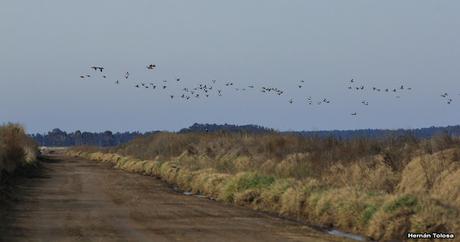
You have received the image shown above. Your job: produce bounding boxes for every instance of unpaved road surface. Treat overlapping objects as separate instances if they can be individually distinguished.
[1,155,351,242]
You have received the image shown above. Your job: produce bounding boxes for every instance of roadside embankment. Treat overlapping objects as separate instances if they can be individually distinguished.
[67,136,460,242]
[0,123,38,202]
[0,124,38,181]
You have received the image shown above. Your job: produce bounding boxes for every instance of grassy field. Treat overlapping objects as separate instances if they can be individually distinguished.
[0,123,38,184]
[69,131,460,241]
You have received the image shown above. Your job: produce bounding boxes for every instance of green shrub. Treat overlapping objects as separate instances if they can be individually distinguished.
[384,194,418,213]
[220,172,274,202]
[361,204,379,225]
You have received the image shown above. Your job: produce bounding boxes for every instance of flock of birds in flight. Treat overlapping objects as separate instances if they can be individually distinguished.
[80,64,457,116]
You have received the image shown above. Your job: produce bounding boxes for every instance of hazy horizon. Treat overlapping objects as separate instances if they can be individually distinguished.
[1,1,459,133]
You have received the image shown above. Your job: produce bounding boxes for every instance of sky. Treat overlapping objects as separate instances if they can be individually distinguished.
[1,1,459,133]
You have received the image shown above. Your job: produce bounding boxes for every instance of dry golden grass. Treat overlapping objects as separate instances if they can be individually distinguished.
[68,131,460,241]
[0,123,38,181]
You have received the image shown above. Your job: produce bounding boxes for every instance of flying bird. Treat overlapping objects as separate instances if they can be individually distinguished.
[91,66,104,72]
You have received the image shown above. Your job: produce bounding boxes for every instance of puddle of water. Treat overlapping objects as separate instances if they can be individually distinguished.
[182,191,209,199]
[327,229,366,241]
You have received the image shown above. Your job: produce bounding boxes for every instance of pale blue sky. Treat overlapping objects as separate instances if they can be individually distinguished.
[1,1,459,133]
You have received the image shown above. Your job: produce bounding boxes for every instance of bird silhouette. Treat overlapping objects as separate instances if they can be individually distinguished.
[90,66,104,72]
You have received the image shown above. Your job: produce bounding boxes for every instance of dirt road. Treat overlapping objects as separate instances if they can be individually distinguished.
[1,155,352,242]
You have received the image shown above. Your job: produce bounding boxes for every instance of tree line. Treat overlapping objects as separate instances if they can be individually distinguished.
[30,124,460,147]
